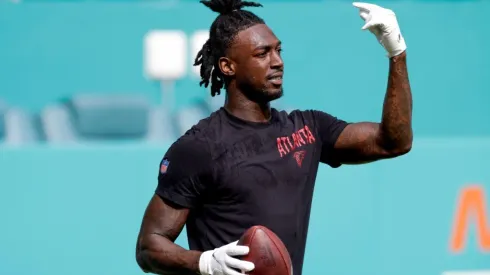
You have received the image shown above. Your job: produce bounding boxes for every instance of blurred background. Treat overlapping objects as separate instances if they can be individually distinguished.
[0,0,489,274]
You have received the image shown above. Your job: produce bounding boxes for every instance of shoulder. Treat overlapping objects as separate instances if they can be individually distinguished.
[276,108,322,125]
[160,134,212,181]
[166,135,209,159]
[165,133,212,168]
[165,110,224,165]
[181,108,224,140]
[279,109,348,140]
[285,109,342,123]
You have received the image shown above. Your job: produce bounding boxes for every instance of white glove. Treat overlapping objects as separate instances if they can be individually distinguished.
[199,241,255,275]
[353,2,407,58]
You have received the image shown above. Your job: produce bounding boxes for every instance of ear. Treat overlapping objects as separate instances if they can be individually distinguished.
[218,57,235,77]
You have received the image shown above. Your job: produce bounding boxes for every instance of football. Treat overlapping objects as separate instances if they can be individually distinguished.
[237,225,293,275]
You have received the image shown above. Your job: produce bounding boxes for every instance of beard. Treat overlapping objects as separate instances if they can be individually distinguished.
[239,82,284,104]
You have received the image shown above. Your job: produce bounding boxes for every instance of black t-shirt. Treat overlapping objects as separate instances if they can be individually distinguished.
[156,107,348,275]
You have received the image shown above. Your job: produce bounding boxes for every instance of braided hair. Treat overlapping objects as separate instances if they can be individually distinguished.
[193,0,265,97]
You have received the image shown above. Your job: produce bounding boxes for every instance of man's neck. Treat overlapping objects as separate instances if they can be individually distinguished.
[224,89,271,123]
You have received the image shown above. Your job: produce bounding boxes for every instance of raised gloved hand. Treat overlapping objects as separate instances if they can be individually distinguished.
[353,2,407,57]
[199,241,255,275]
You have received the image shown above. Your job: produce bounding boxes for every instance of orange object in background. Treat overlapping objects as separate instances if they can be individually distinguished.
[450,185,490,253]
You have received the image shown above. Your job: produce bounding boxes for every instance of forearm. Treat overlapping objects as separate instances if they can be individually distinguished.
[137,234,202,275]
[379,51,413,152]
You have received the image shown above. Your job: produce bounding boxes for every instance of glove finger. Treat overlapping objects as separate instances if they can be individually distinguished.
[227,245,250,256]
[223,266,246,275]
[225,256,255,272]
[359,10,369,21]
[362,19,382,30]
[361,21,372,30]
[353,2,379,11]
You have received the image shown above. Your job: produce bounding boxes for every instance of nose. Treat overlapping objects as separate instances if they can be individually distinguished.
[270,50,284,70]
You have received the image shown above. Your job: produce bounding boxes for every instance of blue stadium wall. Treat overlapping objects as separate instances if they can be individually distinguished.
[0,1,489,275]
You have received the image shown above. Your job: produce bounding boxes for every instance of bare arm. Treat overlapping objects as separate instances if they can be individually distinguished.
[136,195,202,275]
[333,51,413,164]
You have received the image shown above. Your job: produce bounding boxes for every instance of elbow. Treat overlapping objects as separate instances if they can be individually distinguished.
[381,135,413,158]
[393,142,412,156]
[400,132,414,155]
[136,239,151,273]
[136,238,176,275]
[387,139,413,157]
[136,248,150,273]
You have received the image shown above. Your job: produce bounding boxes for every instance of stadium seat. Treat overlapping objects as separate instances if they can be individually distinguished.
[4,107,40,145]
[0,100,6,140]
[175,101,210,136]
[71,94,150,139]
[41,104,78,143]
[146,106,176,142]
[42,94,155,143]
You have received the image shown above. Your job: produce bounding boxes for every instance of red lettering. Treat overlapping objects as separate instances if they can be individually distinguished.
[304,125,316,143]
[281,137,290,153]
[277,138,288,157]
[297,129,307,145]
[286,136,295,151]
[298,132,306,145]
[292,133,300,148]
[275,125,317,157]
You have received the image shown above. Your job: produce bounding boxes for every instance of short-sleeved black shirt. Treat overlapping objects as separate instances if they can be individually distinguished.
[156,107,348,275]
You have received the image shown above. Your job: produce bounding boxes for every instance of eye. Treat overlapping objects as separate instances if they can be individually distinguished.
[256,51,268,58]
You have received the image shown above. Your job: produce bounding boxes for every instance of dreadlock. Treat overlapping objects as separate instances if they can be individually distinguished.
[193,0,265,97]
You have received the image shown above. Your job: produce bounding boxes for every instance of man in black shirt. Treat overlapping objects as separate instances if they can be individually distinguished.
[136,1,413,275]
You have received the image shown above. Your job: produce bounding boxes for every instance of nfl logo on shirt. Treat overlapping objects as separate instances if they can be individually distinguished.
[160,159,169,174]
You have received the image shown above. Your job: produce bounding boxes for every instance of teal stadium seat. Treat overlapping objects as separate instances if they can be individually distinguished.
[41,103,78,143]
[41,94,176,143]
[0,100,40,145]
[0,100,5,140]
[147,106,178,142]
[4,108,41,145]
[5,108,40,144]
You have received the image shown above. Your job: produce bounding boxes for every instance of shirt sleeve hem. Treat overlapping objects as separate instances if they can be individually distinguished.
[330,122,350,147]
[155,189,195,209]
[325,122,350,168]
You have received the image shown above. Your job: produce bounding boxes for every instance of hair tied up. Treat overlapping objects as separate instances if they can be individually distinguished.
[194,0,265,97]
[199,0,263,15]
